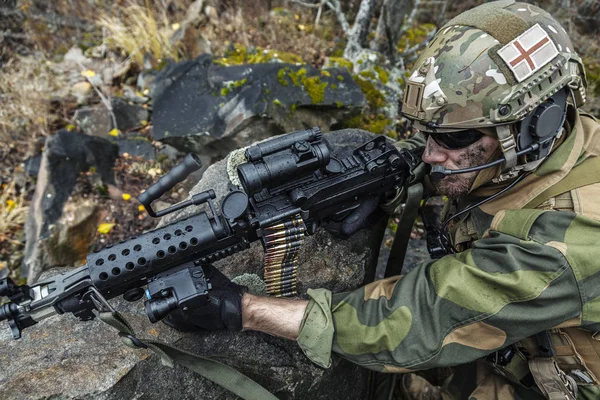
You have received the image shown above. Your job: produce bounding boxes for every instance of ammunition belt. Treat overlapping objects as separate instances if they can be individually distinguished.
[262,215,305,297]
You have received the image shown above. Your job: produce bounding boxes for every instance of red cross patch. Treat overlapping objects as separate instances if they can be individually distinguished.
[497,24,559,83]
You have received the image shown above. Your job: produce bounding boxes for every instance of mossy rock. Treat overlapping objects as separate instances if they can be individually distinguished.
[213,43,304,66]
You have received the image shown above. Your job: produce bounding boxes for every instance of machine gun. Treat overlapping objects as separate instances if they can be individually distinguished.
[0,127,419,340]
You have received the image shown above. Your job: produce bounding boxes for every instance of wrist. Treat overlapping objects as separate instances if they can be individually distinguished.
[241,293,308,340]
[241,293,257,331]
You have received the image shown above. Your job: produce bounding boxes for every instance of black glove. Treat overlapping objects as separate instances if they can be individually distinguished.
[323,195,380,238]
[163,264,246,332]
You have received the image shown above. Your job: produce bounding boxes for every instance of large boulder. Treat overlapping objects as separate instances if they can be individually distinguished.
[22,130,119,283]
[1,129,387,399]
[150,55,367,165]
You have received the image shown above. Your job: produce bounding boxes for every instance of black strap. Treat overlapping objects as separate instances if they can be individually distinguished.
[385,183,424,277]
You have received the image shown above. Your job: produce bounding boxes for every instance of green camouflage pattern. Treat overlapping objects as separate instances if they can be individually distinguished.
[401,1,586,132]
[296,111,600,398]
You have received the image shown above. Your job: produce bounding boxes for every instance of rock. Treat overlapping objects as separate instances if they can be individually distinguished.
[0,268,180,400]
[151,55,366,163]
[122,85,149,104]
[23,151,43,178]
[157,143,184,162]
[325,51,404,132]
[111,98,150,132]
[70,81,93,105]
[22,130,119,282]
[73,97,149,138]
[2,130,387,399]
[44,198,102,266]
[117,136,156,160]
[73,106,112,138]
[63,46,90,64]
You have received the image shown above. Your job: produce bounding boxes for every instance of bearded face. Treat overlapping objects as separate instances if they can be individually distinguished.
[421,134,500,198]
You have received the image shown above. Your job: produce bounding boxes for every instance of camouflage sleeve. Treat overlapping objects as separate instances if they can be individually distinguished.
[297,209,599,372]
[393,130,427,151]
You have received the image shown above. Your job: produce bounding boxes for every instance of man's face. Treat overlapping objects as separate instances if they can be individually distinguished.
[421,133,500,198]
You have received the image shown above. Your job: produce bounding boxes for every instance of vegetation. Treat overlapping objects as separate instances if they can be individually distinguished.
[98,2,185,66]
[0,0,598,280]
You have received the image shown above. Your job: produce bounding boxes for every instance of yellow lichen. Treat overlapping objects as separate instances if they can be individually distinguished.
[278,68,289,86]
[344,114,392,135]
[278,67,328,104]
[359,71,376,79]
[303,76,327,104]
[373,66,389,84]
[213,43,304,66]
[353,76,385,109]
[288,68,307,87]
[327,57,354,71]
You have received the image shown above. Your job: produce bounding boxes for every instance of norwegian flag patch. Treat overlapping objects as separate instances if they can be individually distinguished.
[497,24,559,82]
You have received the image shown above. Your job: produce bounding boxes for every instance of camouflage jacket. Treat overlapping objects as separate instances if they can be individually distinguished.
[296,109,600,399]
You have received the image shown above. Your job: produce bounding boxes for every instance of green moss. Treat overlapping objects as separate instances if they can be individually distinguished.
[359,71,376,79]
[337,75,344,82]
[353,76,386,109]
[265,89,271,94]
[303,76,327,104]
[328,57,354,71]
[278,68,289,86]
[291,103,297,113]
[331,84,338,89]
[398,23,436,53]
[373,66,389,84]
[320,70,331,77]
[288,68,307,87]
[335,101,343,108]
[273,51,304,64]
[213,43,304,66]
[344,114,392,135]
[220,87,230,96]
[273,99,282,106]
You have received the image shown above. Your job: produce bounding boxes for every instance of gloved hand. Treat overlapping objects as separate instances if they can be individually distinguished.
[323,195,381,238]
[163,264,246,332]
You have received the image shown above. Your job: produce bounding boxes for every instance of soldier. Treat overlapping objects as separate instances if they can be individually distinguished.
[166,1,600,398]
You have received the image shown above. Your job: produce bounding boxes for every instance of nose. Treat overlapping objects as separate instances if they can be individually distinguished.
[421,136,450,165]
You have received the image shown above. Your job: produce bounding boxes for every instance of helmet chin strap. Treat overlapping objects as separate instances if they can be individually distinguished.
[496,124,518,171]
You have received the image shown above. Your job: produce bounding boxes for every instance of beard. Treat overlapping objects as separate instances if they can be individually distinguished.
[431,143,494,198]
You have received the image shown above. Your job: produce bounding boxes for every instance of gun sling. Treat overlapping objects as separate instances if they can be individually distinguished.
[99,311,279,400]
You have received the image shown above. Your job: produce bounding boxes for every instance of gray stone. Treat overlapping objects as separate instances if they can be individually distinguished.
[117,136,156,160]
[73,98,149,138]
[151,55,366,162]
[22,130,119,282]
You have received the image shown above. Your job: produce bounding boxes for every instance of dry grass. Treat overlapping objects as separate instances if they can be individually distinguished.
[0,55,62,146]
[97,2,185,67]
[0,181,28,235]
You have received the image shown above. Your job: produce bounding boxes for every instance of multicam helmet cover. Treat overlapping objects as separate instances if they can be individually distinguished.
[402,0,587,133]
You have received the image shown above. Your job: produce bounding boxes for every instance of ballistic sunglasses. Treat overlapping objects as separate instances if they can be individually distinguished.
[425,129,485,150]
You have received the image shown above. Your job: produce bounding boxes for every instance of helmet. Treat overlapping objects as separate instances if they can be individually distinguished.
[402,0,586,132]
